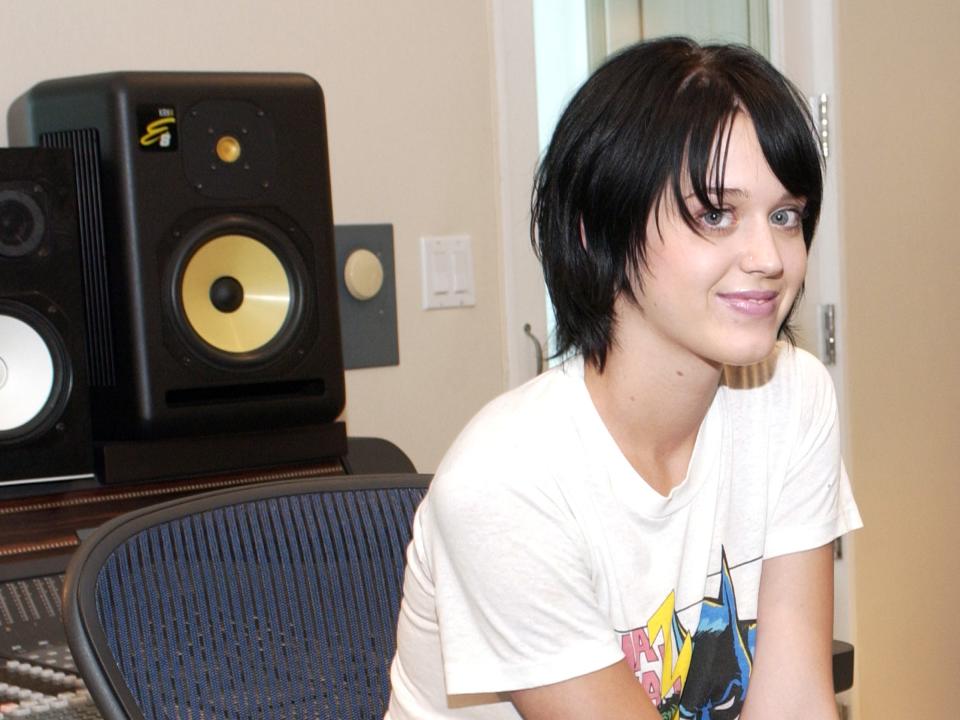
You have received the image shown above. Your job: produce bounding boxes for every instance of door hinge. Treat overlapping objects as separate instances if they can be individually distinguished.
[821,303,837,366]
[811,93,830,160]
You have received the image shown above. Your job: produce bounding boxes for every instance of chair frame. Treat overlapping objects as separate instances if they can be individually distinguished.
[63,472,431,720]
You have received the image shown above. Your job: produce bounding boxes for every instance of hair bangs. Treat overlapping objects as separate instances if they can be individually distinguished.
[671,106,741,238]
[749,103,824,248]
[717,49,824,247]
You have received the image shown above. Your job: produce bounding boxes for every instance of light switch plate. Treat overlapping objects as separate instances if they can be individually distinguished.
[421,235,476,309]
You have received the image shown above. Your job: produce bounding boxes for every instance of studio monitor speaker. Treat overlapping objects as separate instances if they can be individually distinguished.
[8,72,345,441]
[0,148,95,486]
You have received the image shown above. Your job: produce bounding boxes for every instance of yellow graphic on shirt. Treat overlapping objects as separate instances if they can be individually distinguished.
[620,591,693,711]
[649,592,694,703]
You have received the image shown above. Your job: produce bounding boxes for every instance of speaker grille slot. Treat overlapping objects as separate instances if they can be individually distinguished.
[39,129,116,388]
[166,379,325,407]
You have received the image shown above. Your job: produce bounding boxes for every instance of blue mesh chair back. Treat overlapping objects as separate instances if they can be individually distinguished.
[63,474,430,720]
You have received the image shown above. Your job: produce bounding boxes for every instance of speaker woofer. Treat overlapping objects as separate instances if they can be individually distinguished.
[169,214,306,366]
[0,301,71,442]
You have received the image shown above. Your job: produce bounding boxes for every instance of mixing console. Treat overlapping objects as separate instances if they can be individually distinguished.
[0,575,100,719]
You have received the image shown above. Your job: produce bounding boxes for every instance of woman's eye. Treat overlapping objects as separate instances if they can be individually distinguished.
[770,207,803,228]
[699,208,734,229]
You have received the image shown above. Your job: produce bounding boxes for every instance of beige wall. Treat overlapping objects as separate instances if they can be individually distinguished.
[837,1,960,716]
[0,0,506,472]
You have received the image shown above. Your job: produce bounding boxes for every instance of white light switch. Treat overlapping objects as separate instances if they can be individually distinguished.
[430,247,451,295]
[421,235,476,309]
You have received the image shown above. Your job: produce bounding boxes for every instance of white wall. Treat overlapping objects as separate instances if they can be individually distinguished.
[0,0,507,472]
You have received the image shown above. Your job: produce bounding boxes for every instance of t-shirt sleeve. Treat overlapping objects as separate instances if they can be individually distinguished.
[415,443,624,696]
[764,350,863,558]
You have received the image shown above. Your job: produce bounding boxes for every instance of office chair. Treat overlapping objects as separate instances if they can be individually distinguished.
[62,474,430,720]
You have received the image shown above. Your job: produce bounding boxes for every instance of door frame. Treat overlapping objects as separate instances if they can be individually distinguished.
[490,0,546,389]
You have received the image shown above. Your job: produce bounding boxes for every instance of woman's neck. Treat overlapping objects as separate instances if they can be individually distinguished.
[583,311,722,495]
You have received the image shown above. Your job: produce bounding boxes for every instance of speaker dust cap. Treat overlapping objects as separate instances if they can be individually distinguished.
[174,221,306,363]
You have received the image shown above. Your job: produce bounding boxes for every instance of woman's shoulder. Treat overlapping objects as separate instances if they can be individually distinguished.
[720,343,839,438]
[430,362,585,502]
[449,363,579,456]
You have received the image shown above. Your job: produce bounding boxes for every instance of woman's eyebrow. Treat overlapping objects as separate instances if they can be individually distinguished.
[685,188,806,204]
[684,187,749,201]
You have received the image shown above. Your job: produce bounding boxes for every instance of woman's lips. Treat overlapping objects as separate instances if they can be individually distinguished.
[717,290,779,317]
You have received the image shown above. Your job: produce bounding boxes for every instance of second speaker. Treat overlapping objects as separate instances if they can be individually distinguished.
[8,72,345,440]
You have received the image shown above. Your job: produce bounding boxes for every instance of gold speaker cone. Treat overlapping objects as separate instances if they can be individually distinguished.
[180,234,292,354]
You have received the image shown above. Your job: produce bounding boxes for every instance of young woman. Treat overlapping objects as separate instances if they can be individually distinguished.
[387,37,862,720]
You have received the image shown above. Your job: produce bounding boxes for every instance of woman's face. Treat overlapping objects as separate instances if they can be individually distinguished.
[627,113,809,369]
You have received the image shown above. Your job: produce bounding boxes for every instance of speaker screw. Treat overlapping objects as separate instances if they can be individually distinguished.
[55,422,66,433]
[173,230,181,238]
[261,181,270,188]
[183,356,192,365]
[195,183,204,190]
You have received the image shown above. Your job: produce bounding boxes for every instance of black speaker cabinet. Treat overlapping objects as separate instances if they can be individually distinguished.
[0,148,95,487]
[8,73,345,441]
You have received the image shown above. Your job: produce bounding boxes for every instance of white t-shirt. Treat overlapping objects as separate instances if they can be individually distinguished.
[387,344,862,719]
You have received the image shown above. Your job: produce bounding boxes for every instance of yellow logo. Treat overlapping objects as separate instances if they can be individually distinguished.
[139,117,176,148]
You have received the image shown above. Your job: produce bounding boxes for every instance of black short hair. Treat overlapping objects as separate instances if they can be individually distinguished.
[531,37,823,370]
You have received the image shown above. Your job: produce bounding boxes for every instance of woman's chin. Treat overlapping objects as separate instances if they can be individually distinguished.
[713,335,779,368]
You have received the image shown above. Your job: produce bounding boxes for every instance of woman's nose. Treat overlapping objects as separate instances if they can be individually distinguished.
[739,221,784,277]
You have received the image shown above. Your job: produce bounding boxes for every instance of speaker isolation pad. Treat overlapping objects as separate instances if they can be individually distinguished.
[179,234,292,354]
[0,314,55,433]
